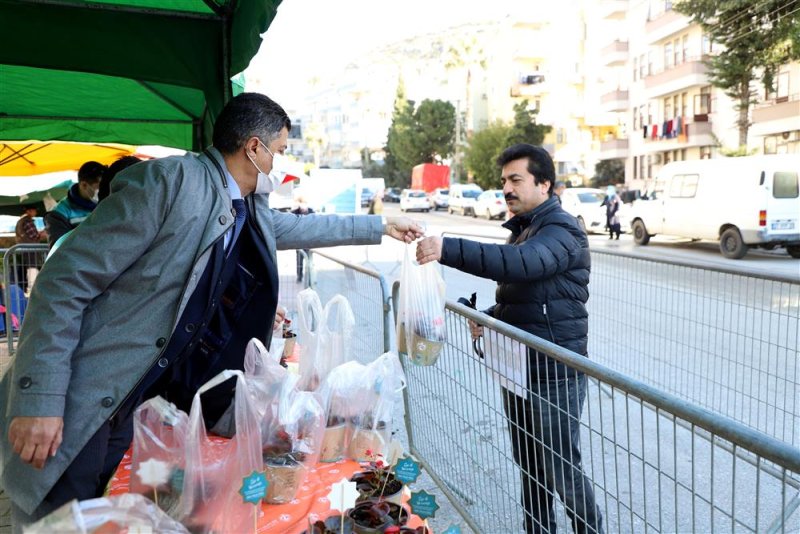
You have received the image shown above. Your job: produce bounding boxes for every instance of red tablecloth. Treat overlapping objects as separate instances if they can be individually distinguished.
[108,441,424,533]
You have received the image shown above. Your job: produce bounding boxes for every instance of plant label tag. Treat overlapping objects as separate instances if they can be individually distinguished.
[394,456,421,484]
[409,490,439,519]
[239,471,268,505]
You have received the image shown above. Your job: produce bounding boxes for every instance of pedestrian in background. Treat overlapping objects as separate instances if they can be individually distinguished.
[291,195,315,283]
[553,180,566,198]
[602,185,622,240]
[45,160,105,248]
[416,143,603,534]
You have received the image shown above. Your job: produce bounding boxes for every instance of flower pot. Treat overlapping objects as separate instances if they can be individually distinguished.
[355,478,404,506]
[348,500,409,533]
[320,423,347,463]
[283,333,297,359]
[264,455,306,504]
[348,426,388,462]
[306,514,355,534]
[409,334,443,366]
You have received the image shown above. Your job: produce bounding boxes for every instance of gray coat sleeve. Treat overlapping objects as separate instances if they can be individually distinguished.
[271,211,384,250]
[6,163,174,418]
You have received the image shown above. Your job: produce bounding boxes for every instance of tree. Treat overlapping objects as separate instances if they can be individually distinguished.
[464,121,512,190]
[506,99,552,147]
[590,159,625,188]
[675,0,800,147]
[445,37,487,139]
[384,94,456,188]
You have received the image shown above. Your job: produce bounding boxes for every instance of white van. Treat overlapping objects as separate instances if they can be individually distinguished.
[448,183,483,216]
[629,155,800,259]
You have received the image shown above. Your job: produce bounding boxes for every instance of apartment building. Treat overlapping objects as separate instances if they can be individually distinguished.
[590,0,799,191]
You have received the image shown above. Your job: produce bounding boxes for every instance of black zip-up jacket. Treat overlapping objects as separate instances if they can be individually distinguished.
[439,195,590,380]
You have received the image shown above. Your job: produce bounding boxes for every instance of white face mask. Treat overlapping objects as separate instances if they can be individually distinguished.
[248,140,291,195]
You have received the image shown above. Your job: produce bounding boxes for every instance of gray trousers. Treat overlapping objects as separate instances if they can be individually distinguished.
[503,373,603,534]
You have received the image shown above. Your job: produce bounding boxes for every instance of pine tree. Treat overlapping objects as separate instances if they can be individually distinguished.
[676,0,800,147]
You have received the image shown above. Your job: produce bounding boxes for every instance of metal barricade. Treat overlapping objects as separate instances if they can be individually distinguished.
[307,249,392,361]
[439,232,800,448]
[2,244,48,361]
[394,281,800,533]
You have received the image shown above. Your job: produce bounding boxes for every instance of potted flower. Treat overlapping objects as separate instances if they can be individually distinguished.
[348,413,389,462]
[306,514,355,534]
[384,527,431,534]
[347,500,409,534]
[262,428,307,504]
[320,414,347,463]
[350,453,403,506]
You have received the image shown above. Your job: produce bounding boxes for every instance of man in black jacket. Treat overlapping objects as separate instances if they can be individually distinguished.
[417,144,602,534]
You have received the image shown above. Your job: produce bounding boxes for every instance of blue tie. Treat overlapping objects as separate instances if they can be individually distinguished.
[229,198,246,255]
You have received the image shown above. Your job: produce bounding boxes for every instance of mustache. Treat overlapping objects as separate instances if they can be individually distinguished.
[505,194,519,202]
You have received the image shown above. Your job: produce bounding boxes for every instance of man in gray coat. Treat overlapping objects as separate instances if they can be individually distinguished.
[2,92,422,529]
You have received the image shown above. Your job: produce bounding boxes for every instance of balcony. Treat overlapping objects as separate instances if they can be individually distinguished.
[600,89,629,112]
[601,40,629,67]
[643,119,715,150]
[751,95,800,136]
[598,0,628,20]
[644,57,709,98]
[600,138,629,158]
[511,77,548,97]
[646,8,689,43]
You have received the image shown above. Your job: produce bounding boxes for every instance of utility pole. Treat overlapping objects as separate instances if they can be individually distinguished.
[451,99,461,185]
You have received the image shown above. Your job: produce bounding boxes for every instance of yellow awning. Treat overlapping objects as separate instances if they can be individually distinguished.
[0,140,136,177]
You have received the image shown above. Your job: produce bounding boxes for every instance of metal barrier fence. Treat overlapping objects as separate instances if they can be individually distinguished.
[440,231,800,448]
[2,244,48,359]
[394,281,800,533]
[307,249,392,361]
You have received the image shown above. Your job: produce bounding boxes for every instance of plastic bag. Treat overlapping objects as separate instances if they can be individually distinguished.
[396,246,447,365]
[298,290,357,390]
[260,378,325,504]
[23,494,189,533]
[179,370,263,533]
[317,360,368,462]
[297,288,325,390]
[349,352,406,462]
[129,396,189,516]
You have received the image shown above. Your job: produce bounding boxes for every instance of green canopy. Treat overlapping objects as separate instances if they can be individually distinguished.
[0,180,74,217]
[0,0,282,151]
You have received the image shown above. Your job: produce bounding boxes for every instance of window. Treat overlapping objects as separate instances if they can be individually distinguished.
[673,38,681,66]
[681,148,687,160]
[669,174,699,198]
[648,51,654,75]
[700,146,712,159]
[664,42,673,69]
[647,155,653,178]
[640,155,646,179]
[633,156,638,179]
[681,92,689,117]
[639,54,647,78]
[682,35,689,63]
[647,103,653,124]
[664,151,671,164]
[777,72,790,102]
[664,97,672,120]
[773,172,799,198]
[557,129,565,143]
[633,57,638,81]
[639,105,645,128]
[701,34,712,55]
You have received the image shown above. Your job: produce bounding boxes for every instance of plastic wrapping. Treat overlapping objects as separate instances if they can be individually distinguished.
[129,396,189,516]
[179,370,263,533]
[321,294,356,375]
[348,353,406,462]
[317,361,368,462]
[260,380,325,504]
[396,247,446,365]
[297,288,325,390]
[23,494,188,533]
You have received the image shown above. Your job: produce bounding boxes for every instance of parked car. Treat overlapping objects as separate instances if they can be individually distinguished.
[429,188,449,210]
[400,189,430,212]
[360,187,374,207]
[448,183,483,216]
[383,187,401,203]
[560,187,619,234]
[474,190,506,220]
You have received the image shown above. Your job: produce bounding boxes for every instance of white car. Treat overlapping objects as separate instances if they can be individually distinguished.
[448,184,483,216]
[429,188,449,210]
[400,189,430,212]
[560,188,612,234]
[474,190,507,220]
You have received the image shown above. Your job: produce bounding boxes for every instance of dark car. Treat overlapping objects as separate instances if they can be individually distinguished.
[383,187,401,203]
[361,187,374,207]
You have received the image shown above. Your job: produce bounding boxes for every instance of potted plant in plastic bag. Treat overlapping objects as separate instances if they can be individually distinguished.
[320,413,348,463]
[348,411,389,462]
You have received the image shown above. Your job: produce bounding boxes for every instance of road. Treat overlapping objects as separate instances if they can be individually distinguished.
[379,202,800,281]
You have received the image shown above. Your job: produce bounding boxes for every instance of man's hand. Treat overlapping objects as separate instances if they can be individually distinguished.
[416,236,443,265]
[468,319,483,340]
[273,305,287,332]
[383,217,424,243]
[9,416,64,469]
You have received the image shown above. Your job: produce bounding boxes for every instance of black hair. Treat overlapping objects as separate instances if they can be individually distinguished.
[78,161,107,183]
[99,155,142,201]
[496,144,556,195]
[212,93,292,154]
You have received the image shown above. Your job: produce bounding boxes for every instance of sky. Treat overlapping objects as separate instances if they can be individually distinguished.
[246,0,528,109]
